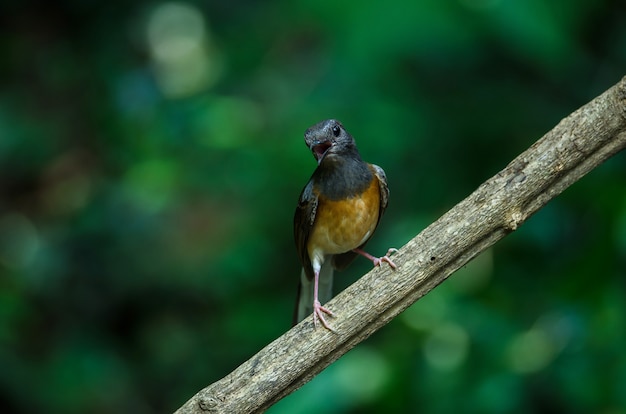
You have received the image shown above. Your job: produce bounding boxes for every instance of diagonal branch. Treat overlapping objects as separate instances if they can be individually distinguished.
[175,76,626,414]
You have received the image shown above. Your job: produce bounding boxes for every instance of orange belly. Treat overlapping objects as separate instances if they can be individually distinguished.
[307,180,380,258]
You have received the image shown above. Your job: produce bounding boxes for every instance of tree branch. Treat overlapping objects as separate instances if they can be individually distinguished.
[175,76,626,414]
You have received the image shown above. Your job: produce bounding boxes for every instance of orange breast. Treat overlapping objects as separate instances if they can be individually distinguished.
[307,179,380,258]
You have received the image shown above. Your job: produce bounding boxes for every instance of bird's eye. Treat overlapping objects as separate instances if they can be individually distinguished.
[331,125,341,137]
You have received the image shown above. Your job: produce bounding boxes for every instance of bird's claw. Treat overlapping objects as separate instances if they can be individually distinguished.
[379,248,399,269]
[353,247,399,270]
[386,248,399,256]
[371,248,398,269]
[313,300,336,332]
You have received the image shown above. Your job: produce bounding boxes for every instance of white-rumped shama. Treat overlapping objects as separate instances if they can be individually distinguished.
[294,119,396,331]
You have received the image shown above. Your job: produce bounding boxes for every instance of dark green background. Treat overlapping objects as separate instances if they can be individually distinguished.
[1,0,625,413]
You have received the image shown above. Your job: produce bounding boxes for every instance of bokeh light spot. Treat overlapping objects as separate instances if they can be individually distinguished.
[423,322,470,371]
[146,2,220,97]
[506,328,555,373]
[334,346,391,403]
[123,159,180,213]
[0,213,39,269]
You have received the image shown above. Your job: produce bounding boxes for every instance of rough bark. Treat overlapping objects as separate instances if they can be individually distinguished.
[175,76,626,414]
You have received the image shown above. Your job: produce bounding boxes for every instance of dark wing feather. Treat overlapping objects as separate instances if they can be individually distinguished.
[294,180,318,280]
[371,163,389,221]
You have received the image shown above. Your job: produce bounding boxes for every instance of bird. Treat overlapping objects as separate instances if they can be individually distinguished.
[293,119,397,331]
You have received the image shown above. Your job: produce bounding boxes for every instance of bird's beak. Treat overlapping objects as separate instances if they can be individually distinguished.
[310,141,332,164]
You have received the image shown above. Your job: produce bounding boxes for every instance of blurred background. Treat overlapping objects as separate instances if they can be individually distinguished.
[1,0,625,413]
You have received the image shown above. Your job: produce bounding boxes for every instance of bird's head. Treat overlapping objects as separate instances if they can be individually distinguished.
[304,119,358,165]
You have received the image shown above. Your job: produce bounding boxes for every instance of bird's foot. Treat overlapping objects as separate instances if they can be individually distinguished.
[354,248,398,269]
[313,300,336,332]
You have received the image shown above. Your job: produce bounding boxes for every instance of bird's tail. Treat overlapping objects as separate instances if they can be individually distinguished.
[293,262,334,325]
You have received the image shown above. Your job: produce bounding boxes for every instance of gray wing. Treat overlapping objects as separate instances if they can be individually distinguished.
[371,163,389,221]
[294,180,318,280]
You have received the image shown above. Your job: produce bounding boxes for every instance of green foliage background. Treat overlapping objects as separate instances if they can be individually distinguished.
[1,0,625,413]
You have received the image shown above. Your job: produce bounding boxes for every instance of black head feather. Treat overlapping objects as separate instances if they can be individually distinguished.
[304,119,359,164]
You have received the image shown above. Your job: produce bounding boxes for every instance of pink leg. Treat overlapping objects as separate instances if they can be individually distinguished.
[313,270,335,331]
[353,248,398,269]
